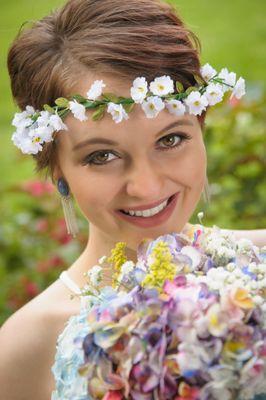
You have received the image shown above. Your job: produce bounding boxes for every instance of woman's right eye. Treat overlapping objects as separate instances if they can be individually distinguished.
[82,150,118,166]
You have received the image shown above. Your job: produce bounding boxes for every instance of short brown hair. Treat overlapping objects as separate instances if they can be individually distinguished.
[7,0,206,181]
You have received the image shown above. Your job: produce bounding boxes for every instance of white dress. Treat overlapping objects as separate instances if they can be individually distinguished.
[51,271,94,400]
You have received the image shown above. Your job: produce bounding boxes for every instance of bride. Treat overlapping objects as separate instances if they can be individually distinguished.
[1,0,265,399]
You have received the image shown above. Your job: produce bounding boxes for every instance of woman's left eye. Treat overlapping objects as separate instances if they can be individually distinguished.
[157,132,192,150]
[81,132,192,167]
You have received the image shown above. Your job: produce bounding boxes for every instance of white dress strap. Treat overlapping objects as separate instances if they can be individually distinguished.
[59,271,82,295]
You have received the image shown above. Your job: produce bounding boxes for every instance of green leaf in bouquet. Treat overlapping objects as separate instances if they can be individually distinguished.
[92,105,106,121]
[55,97,69,108]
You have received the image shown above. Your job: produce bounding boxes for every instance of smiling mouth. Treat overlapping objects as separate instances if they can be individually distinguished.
[119,194,175,217]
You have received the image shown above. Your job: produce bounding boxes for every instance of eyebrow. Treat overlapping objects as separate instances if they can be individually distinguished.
[72,119,194,151]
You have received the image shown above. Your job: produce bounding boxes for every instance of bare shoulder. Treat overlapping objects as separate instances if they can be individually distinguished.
[0,279,81,400]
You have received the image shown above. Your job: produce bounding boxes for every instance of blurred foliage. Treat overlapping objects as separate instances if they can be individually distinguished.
[0,181,88,325]
[1,85,265,325]
[191,83,266,229]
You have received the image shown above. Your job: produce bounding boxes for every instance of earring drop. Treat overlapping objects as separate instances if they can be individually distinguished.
[57,178,79,237]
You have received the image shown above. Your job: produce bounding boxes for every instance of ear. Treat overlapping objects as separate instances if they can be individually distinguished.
[51,164,64,184]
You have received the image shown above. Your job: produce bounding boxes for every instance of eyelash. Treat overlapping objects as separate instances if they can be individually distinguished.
[82,132,192,166]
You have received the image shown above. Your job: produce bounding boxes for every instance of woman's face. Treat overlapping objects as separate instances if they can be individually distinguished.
[55,73,207,250]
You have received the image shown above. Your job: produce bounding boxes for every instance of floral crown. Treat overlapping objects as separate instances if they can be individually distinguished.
[11,63,245,155]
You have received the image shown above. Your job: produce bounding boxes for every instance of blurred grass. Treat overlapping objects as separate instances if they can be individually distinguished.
[0,0,265,186]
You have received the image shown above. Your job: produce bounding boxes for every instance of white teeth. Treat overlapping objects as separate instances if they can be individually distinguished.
[122,198,169,217]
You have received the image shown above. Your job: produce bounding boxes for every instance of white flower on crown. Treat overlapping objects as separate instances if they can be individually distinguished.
[230,77,246,100]
[23,139,43,154]
[12,106,35,129]
[184,91,208,115]
[165,99,186,116]
[205,83,224,106]
[141,96,165,118]
[87,80,106,101]
[130,77,148,104]
[36,110,68,132]
[49,114,68,131]
[69,100,88,121]
[200,63,217,82]
[107,103,129,123]
[36,111,51,127]
[29,125,54,143]
[11,128,40,155]
[149,76,174,96]
[218,68,236,92]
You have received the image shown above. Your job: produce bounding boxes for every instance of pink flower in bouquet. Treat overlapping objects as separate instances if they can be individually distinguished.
[103,390,124,400]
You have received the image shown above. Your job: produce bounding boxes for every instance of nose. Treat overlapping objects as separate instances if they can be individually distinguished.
[125,159,164,201]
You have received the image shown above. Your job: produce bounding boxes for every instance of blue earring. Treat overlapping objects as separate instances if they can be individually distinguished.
[57,178,70,196]
[57,178,79,237]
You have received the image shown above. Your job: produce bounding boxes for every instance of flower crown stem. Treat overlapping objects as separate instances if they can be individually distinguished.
[11,64,246,155]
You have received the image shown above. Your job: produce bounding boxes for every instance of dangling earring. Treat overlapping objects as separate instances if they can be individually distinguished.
[57,178,79,237]
[202,176,211,204]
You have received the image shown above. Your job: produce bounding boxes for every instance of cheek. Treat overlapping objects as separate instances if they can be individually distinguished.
[170,139,207,187]
[67,167,120,214]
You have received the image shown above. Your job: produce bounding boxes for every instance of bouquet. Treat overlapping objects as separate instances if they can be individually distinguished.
[74,225,266,400]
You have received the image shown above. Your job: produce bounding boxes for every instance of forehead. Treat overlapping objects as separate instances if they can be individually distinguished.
[59,72,199,150]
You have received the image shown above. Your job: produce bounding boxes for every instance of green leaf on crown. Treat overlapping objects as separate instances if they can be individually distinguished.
[123,103,135,113]
[92,105,106,121]
[185,86,199,95]
[118,96,128,102]
[43,104,55,114]
[175,81,184,93]
[55,97,69,108]
[193,74,206,86]
[102,92,120,103]
[72,94,87,103]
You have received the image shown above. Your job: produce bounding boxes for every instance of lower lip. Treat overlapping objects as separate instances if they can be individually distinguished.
[114,192,179,228]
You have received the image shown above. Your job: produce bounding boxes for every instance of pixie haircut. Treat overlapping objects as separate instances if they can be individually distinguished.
[8,0,206,180]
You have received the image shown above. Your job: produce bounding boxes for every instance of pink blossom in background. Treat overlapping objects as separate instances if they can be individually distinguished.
[21,180,55,197]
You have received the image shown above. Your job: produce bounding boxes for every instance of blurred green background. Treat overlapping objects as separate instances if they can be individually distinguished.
[0,0,265,324]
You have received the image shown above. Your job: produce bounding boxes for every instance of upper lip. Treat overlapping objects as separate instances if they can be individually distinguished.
[119,193,177,212]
